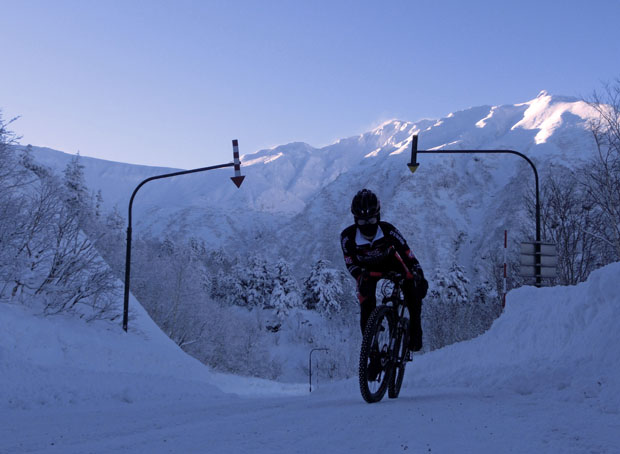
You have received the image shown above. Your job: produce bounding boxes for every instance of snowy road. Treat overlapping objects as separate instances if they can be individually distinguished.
[3,265,620,453]
[3,380,617,454]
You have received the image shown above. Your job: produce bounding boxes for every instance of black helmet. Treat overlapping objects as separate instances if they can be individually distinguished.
[351,189,380,219]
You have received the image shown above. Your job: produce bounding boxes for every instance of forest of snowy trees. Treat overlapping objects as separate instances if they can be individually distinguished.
[1,79,619,381]
[0,120,118,320]
[0,121,358,379]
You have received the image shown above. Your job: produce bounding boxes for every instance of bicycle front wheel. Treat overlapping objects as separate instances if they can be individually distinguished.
[388,321,409,399]
[359,305,394,403]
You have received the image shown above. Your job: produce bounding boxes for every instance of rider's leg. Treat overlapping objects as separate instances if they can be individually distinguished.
[358,277,382,380]
[357,276,378,334]
[403,281,423,351]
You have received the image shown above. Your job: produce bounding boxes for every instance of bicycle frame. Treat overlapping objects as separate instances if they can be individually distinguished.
[359,249,415,402]
[369,248,414,358]
[383,279,409,364]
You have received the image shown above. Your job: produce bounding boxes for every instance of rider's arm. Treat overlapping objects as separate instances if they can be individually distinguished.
[340,228,364,281]
[383,223,423,276]
[384,223,428,297]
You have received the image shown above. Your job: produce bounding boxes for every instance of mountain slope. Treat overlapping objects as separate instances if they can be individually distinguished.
[28,92,599,280]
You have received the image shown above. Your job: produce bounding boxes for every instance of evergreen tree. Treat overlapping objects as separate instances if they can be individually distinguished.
[63,152,91,218]
[210,269,238,304]
[436,264,469,305]
[231,255,273,308]
[303,259,343,315]
[468,280,501,335]
[160,237,176,257]
[95,190,104,219]
[20,144,48,178]
[269,281,289,320]
[274,259,300,298]
[269,258,301,319]
[106,206,125,232]
[424,264,470,351]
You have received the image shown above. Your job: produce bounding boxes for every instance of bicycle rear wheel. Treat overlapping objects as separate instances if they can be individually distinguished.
[359,305,394,403]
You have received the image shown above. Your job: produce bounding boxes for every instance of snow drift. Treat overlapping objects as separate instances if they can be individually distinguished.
[0,293,304,412]
[407,262,620,414]
[3,261,619,412]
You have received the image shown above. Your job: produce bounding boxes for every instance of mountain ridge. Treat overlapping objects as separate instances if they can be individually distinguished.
[22,92,600,282]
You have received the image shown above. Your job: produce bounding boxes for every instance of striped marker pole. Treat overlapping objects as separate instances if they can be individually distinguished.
[503,230,507,308]
[230,139,245,188]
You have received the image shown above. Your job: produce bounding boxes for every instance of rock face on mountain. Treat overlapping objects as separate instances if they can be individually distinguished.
[29,92,598,283]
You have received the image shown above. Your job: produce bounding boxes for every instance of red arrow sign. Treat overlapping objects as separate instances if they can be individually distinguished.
[231,175,245,188]
[231,139,245,188]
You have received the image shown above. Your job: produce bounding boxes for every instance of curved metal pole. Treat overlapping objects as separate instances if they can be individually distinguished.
[409,137,542,286]
[309,348,329,392]
[123,162,235,331]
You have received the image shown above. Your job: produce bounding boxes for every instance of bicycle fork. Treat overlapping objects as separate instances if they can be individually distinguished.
[390,305,409,365]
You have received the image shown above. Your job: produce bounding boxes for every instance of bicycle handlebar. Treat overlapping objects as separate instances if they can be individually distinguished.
[367,247,416,281]
[368,271,408,282]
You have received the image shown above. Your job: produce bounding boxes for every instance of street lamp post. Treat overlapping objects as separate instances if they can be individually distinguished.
[309,348,330,392]
[122,140,245,331]
[407,135,543,287]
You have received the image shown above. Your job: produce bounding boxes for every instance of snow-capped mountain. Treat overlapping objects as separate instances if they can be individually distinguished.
[28,91,599,281]
[3,91,618,452]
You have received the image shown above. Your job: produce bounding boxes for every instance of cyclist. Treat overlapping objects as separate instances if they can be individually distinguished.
[340,189,428,360]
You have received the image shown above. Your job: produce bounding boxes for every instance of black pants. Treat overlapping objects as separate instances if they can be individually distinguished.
[358,276,423,351]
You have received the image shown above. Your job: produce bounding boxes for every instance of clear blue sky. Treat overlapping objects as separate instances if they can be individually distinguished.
[1,0,619,168]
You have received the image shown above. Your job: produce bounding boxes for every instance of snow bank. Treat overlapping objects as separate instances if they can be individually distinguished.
[3,259,618,416]
[0,289,308,412]
[408,262,620,414]
[0,296,226,410]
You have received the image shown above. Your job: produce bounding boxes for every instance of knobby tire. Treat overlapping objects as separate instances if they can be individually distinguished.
[388,321,408,399]
[359,305,394,404]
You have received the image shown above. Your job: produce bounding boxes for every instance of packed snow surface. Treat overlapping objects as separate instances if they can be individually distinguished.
[2,263,619,453]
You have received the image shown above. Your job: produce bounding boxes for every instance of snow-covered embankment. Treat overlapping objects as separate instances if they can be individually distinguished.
[408,262,620,415]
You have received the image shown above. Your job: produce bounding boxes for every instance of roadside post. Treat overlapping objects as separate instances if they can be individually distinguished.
[503,230,507,308]
[407,134,544,287]
[309,348,330,392]
[122,140,245,332]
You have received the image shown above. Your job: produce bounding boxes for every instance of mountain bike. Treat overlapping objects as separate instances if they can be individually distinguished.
[358,270,412,403]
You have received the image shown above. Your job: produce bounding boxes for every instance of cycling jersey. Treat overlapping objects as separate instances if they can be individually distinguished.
[340,221,423,281]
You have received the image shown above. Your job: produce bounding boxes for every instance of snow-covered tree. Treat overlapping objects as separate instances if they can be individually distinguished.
[423,264,470,351]
[434,263,469,305]
[210,268,238,304]
[582,79,620,261]
[425,264,502,350]
[0,115,118,319]
[129,237,211,347]
[303,259,343,315]
[95,190,104,219]
[465,279,501,337]
[63,152,91,217]
[20,144,48,178]
[268,259,302,320]
[105,206,125,232]
[230,254,274,308]
[525,165,604,286]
